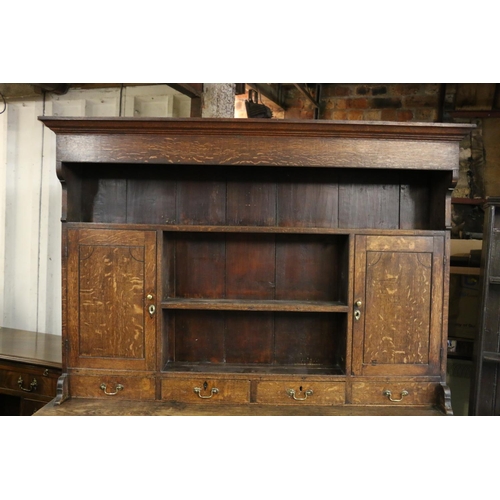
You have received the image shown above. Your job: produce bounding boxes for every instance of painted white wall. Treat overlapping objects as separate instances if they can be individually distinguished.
[0,85,190,335]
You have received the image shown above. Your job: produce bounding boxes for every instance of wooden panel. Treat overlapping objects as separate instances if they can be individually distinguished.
[177,170,226,225]
[275,235,338,301]
[70,374,155,400]
[351,381,438,406]
[173,233,225,298]
[274,313,340,366]
[338,170,399,229]
[226,169,276,225]
[399,172,431,229]
[67,229,156,370]
[88,178,127,223]
[0,368,57,397]
[161,378,250,403]
[353,235,443,376]
[224,312,273,364]
[226,234,275,299]
[171,311,274,365]
[363,250,432,365]
[173,311,224,363]
[366,235,434,252]
[256,381,345,405]
[0,328,62,368]
[48,122,469,171]
[35,398,447,416]
[78,244,146,358]
[277,170,339,228]
[127,176,177,224]
[455,83,496,110]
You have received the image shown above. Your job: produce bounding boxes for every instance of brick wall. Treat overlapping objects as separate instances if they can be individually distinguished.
[286,83,443,122]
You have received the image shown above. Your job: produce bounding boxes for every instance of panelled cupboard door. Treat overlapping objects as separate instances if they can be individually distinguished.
[352,235,444,376]
[66,229,157,371]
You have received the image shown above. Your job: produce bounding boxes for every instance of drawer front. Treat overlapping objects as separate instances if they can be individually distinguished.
[162,378,250,404]
[70,374,155,400]
[0,368,58,398]
[257,381,345,405]
[351,381,438,405]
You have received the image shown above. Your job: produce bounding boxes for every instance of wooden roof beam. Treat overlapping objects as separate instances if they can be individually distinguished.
[293,83,320,109]
[166,84,203,98]
[246,84,287,110]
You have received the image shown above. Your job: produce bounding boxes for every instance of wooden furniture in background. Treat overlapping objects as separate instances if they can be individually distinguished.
[37,117,473,416]
[0,327,62,415]
[469,197,500,415]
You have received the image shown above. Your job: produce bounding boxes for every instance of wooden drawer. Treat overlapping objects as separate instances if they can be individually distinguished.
[0,367,57,398]
[70,374,155,400]
[162,378,250,404]
[256,380,345,405]
[351,381,438,405]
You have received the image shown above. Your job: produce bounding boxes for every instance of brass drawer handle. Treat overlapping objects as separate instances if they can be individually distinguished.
[100,383,124,396]
[286,388,313,401]
[193,387,219,399]
[18,376,37,392]
[383,389,409,402]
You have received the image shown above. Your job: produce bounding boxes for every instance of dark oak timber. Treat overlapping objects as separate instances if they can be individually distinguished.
[37,117,474,416]
[0,327,62,415]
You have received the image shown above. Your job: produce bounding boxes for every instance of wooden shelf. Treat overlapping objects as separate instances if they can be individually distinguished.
[450,266,480,275]
[161,299,348,313]
[163,362,344,376]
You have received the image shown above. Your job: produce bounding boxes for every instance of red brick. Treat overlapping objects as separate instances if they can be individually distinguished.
[333,85,352,96]
[356,85,387,96]
[324,99,335,110]
[334,99,348,110]
[322,85,352,97]
[364,109,382,121]
[347,98,369,109]
[321,109,333,119]
[347,110,364,120]
[390,84,422,96]
[381,109,398,121]
[397,110,414,121]
[332,111,348,120]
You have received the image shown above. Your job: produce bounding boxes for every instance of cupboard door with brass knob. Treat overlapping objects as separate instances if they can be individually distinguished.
[67,229,157,371]
[352,235,445,377]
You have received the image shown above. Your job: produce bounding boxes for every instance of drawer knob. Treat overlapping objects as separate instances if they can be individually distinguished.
[100,383,124,396]
[286,388,313,401]
[193,387,219,399]
[18,376,38,392]
[383,389,409,402]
